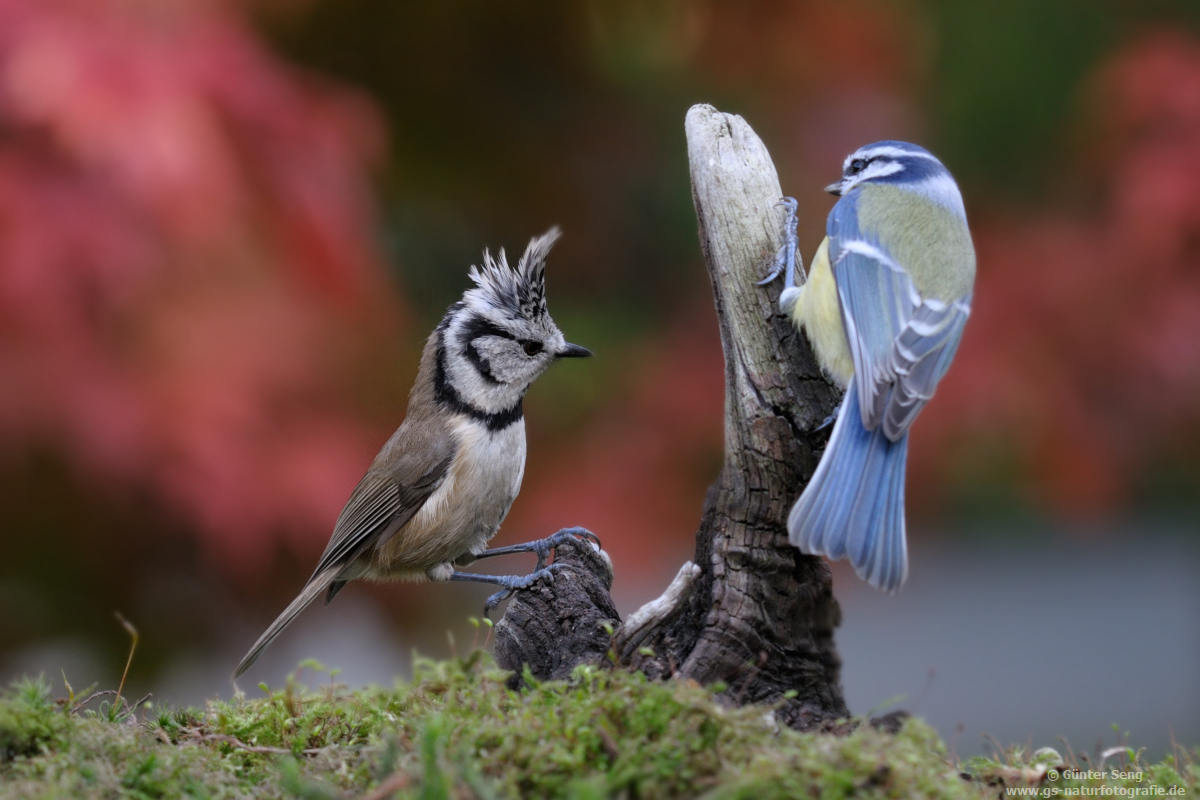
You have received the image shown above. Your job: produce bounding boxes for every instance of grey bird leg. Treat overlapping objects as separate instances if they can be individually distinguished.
[470,527,601,571]
[756,196,804,289]
[815,405,840,432]
[449,564,567,617]
[451,527,601,616]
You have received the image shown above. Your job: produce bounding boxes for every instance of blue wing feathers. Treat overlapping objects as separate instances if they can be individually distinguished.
[828,194,923,433]
[883,299,969,439]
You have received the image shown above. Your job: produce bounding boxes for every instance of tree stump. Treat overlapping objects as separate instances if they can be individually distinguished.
[492,537,619,689]
[494,104,849,729]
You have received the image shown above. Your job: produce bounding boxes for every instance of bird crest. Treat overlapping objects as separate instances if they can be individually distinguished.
[466,228,560,322]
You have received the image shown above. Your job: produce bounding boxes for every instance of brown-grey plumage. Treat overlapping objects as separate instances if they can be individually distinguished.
[233,229,590,679]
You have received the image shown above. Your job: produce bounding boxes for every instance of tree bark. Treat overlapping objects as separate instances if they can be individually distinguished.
[492,536,619,689]
[494,104,849,729]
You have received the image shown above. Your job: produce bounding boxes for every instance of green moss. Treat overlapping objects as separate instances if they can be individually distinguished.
[0,677,73,763]
[0,656,1193,799]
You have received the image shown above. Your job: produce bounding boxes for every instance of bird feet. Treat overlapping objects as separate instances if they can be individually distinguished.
[815,405,840,432]
[449,527,602,616]
[757,196,805,290]
[473,526,601,571]
[481,564,566,617]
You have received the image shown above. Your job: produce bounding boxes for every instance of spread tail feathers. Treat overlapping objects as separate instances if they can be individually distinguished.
[788,383,909,592]
[232,567,341,680]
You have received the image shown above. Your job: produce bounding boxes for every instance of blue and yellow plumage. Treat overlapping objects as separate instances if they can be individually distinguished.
[764,141,975,592]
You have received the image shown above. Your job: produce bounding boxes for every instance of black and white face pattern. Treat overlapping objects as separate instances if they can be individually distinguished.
[433,229,587,430]
[828,141,965,219]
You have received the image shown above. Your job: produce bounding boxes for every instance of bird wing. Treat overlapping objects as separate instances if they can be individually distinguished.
[309,431,456,581]
[232,428,454,680]
[828,192,970,441]
[880,296,970,439]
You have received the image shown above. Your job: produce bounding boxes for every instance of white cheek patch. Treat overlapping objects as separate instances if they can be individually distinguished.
[472,337,515,375]
[460,335,556,412]
[444,334,525,414]
[862,161,904,181]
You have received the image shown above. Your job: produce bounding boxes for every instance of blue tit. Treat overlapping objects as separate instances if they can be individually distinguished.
[763,141,975,592]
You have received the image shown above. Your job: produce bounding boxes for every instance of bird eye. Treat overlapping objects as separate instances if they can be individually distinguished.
[848,158,867,174]
[522,341,544,356]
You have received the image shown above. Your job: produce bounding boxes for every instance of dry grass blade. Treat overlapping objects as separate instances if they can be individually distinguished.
[185,732,328,756]
[114,612,138,703]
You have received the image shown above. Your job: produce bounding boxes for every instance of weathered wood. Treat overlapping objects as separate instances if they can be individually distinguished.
[492,536,619,688]
[496,104,848,729]
[609,105,848,728]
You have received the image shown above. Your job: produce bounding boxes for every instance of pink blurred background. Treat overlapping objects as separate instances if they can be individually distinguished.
[0,0,1196,757]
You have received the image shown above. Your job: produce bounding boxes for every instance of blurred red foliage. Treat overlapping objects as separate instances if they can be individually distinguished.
[4,0,1197,597]
[911,30,1200,518]
[0,0,395,567]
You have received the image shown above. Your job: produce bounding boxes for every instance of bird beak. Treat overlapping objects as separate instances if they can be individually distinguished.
[557,343,593,359]
[825,181,843,196]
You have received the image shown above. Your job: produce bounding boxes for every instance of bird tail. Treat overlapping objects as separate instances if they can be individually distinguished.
[788,383,909,592]
[232,567,340,680]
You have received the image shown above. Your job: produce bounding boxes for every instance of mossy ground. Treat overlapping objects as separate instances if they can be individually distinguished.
[0,652,1194,799]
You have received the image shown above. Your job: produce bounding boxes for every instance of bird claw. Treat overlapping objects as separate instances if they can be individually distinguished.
[473,526,600,568]
[757,196,805,290]
[815,406,839,432]
[483,589,510,615]
[459,527,601,617]
[482,563,566,618]
[755,254,787,286]
[531,527,601,570]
